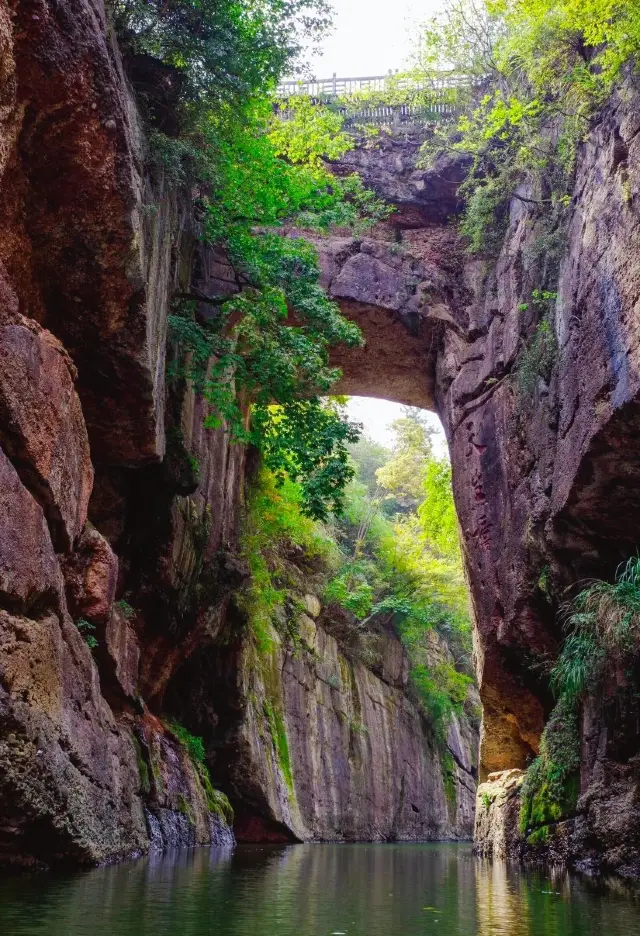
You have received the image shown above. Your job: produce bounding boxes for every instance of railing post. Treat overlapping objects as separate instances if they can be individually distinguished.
[332,72,337,96]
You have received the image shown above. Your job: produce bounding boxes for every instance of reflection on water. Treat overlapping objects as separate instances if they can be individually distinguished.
[0,843,638,936]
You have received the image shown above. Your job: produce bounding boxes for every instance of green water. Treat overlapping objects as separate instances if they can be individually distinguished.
[0,844,638,936]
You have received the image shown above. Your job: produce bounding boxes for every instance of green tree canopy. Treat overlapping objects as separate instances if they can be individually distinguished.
[376,410,435,510]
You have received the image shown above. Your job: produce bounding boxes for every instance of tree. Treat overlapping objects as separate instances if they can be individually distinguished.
[414,0,640,254]
[121,1,389,520]
[347,434,392,496]
[419,460,461,561]
[375,410,435,511]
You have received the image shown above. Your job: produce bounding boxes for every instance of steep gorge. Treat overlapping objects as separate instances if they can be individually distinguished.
[0,0,476,868]
[1,0,640,879]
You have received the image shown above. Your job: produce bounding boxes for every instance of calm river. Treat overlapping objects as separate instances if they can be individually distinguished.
[0,843,638,936]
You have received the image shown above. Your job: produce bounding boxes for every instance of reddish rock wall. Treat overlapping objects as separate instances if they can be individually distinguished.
[0,0,236,867]
[3,0,640,878]
[326,89,640,875]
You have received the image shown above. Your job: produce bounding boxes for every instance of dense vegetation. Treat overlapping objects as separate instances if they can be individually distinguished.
[414,0,640,255]
[520,557,640,842]
[111,0,391,519]
[239,408,475,747]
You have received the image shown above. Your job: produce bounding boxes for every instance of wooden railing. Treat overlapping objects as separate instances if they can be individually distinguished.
[276,71,469,99]
[275,72,471,126]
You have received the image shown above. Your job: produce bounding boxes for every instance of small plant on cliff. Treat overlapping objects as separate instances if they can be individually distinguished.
[515,317,558,398]
[168,719,206,764]
[551,556,640,701]
[168,719,234,821]
[116,599,136,620]
[75,618,98,650]
[519,556,640,842]
[263,699,294,792]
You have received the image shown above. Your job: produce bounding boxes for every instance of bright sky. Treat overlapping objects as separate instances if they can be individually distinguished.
[305,0,437,77]
[346,397,448,458]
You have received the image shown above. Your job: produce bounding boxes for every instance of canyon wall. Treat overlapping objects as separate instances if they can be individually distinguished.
[0,0,477,868]
[170,599,477,844]
[2,0,639,878]
[315,87,640,875]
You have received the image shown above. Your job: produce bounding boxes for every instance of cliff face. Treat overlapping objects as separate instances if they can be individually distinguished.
[445,85,640,876]
[172,602,477,844]
[317,92,640,875]
[0,0,477,868]
[0,0,237,867]
[3,0,639,878]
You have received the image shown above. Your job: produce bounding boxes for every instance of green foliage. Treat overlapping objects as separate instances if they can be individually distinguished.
[551,556,640,702]
[117,0,391,523]
[253,400,361,522]
[519,696,580,838]
[375,410,435,511]
[410,663,473,745]
[263,699,294,791]
[131,734,151,796]
[116,599,136,620]
[168,720,206,764]
[325,568,375,618]
[169,300,362,520]
[515,317,558,398]
[415,0,640,253]
[75,618,98,650]
[238,467,337,650]
[176,793,196,825]
[168,719,233,822]
[346,435,392,497]
[196,763,234,823]
[325,419,473,744]
[442,749,457,807]
[481,790,496,811]
[521,555,640,842]
[110,0,331,119]
[419,460,461,560]
[145,131,200,185]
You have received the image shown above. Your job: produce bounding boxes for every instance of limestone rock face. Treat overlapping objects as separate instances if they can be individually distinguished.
[0,318,93,551]
[184,618,478,844]
[0,450,148,868]
[318,229,467,408]
[0,0,174,466]
[333,130,467,225]
[437,82,640,794]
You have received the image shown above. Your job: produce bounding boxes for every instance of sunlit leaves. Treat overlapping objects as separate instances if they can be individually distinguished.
[415,0,640,253]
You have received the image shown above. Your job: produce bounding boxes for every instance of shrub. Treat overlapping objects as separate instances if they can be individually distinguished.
[238,467,339,651]
[168,719,206,764]
[415,0,640,254]
[551,556,640,701]
[75,618,98,649]
[515,317,557,399]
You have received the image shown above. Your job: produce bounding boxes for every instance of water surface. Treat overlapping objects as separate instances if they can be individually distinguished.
[0,843,638,936]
